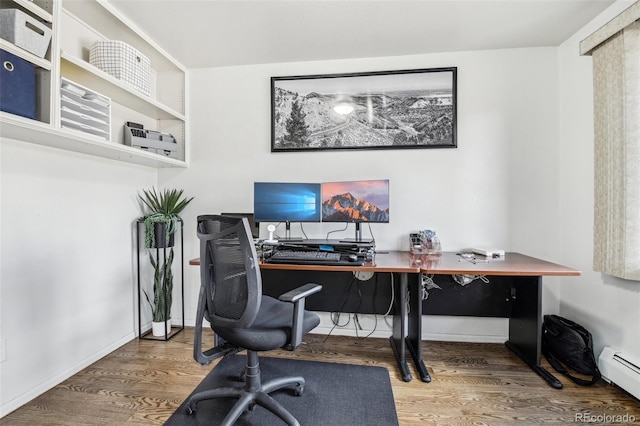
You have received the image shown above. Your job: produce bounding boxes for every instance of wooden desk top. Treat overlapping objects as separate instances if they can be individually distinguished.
[417,252,581,276]
[189,251,580,277]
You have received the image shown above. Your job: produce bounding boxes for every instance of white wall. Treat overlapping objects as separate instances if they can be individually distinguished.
[3,0,638,417]
[0,139,157,415]
[554,1,640,360]
[159,47,559,341]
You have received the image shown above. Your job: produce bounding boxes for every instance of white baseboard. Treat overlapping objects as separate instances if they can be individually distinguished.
[0,331,136,418]
[185,313,509,343]
[312,313,509,343]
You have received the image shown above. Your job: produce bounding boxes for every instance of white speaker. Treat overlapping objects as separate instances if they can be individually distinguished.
[265,224,278,244]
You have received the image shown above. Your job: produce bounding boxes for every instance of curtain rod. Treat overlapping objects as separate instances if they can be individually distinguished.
[580,1,640,56]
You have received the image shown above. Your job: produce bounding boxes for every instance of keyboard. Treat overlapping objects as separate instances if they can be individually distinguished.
[266,250,363,266]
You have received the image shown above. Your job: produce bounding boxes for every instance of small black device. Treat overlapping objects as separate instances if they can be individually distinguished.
[221,213,259,239]
[126,121,144,129]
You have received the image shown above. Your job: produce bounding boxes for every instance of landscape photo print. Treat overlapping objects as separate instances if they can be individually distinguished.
[271,67,457,152]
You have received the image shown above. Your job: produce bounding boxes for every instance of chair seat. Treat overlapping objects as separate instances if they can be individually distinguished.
[215,295,320,351]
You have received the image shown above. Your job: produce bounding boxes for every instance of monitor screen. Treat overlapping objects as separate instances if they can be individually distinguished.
[322,179,389,223]
[253,182,322,223]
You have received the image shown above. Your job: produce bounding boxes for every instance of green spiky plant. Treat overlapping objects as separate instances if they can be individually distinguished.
[138,188,194,249]
[144,249,174,323]
[138,188,193,324]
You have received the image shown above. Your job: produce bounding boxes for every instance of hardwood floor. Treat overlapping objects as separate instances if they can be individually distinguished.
[2,328,639,425]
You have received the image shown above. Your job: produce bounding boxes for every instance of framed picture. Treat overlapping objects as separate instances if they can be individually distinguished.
[271,67,457,152]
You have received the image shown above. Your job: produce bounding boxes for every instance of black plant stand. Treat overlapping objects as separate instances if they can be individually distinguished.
[136,219,185,341]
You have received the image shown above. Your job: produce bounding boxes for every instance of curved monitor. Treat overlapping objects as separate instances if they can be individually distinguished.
[322,179,389,223]
[253,182,322,223]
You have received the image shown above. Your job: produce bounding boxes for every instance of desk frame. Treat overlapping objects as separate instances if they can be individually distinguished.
[391,271,431,382]
[415,252,580,387]
[243,251,425,382]
[191,251,580,387]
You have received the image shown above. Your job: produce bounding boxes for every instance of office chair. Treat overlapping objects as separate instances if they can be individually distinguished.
[188,214,322,426]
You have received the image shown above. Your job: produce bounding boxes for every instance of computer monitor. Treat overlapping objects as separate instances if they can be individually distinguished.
[321,179,389,242]
[253,182,322,239]
[221,213,259,239]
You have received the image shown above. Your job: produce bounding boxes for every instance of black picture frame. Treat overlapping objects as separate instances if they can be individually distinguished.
[271,67,457,152]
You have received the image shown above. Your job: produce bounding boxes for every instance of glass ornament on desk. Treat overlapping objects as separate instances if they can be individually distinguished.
[427,234,442,255]
[409,233,425,254]
[420,229,442,256]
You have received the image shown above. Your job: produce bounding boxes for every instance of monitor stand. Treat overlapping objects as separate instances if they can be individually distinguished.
[279,221,304,243]
[339,222,373,244]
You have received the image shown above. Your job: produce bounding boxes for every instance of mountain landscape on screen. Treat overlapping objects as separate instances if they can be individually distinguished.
[322,192,389,222]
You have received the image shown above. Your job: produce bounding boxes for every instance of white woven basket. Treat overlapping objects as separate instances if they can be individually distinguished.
[89,40,150,96]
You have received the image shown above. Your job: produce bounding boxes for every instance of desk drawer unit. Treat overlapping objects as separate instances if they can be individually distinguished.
[60,78,111,141]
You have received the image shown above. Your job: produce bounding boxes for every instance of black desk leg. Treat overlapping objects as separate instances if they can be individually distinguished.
[390,272,412,382]
[389,272,431,383]
[406,273,430,382]
[506,276,563,389]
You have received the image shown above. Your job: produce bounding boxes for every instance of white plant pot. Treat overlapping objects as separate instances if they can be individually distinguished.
[152,319,171,336]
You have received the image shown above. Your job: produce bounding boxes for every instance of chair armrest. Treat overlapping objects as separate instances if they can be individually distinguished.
[278,283,322,303]
[279,283,322,350]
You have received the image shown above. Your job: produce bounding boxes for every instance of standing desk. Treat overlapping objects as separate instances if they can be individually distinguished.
[189,251,580,388]
[412,252,581,388]
[257,251,421,383]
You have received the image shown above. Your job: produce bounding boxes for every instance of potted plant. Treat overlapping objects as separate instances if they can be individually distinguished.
[138,188,194,336]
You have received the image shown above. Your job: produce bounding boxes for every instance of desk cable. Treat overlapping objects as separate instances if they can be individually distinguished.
[366,222,376,246]
[452,274,490,286]
[323,222,376,244]
[274,222,310,240]
[325,223,349,240]
[324,276,358,342]
[323,272,396,341]
[457,252,489,264]
[421,274,441,300]
[383,272,395,329]
[406,274,442,314]
[354,272,394,340]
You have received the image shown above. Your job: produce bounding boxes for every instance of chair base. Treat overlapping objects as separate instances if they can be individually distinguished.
[186,351,305,426]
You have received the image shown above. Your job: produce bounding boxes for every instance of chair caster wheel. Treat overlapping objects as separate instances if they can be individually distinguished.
[248,402,256,411]
[294,384,304,396]
[186,404,196,415]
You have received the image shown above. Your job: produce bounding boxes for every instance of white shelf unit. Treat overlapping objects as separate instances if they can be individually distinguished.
[0,0,55,124]
[0,0,188,168]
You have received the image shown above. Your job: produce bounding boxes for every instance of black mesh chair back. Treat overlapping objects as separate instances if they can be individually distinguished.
[197,214,260,329]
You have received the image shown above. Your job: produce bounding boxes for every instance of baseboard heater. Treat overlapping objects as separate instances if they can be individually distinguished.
[599,347,640,400]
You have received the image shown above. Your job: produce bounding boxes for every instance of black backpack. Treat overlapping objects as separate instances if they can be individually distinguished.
[542,315,601,386]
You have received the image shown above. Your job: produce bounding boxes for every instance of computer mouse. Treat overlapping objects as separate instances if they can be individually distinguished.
[348,254,359,262]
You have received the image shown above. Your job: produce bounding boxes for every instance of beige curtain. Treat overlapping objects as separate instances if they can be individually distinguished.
[587,17,640,280]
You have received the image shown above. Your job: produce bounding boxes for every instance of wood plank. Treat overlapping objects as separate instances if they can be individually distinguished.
[2,328,638,425]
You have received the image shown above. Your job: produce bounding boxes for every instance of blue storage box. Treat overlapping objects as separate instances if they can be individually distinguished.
[0,49,36,119]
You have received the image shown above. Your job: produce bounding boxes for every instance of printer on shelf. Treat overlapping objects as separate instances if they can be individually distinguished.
[124,122,179,159]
